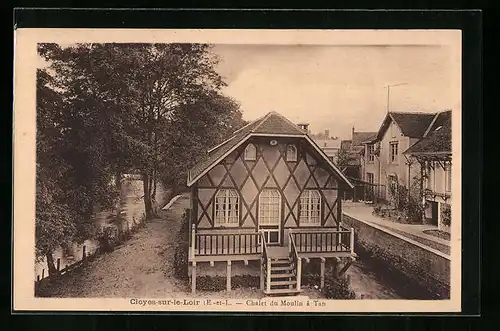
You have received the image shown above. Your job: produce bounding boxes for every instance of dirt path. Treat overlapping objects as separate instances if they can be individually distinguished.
[44,194,191,298]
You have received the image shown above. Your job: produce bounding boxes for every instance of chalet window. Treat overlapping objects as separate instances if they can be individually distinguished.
[286,144,297,161]
[214,189,239,226]
[244,143,256,161]
[389,142,398,163]
[445,163,452,192]
[367,144,375,162]
[299,190,321,226]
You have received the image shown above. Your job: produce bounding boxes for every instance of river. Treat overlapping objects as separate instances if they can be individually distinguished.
[34,177,169,281]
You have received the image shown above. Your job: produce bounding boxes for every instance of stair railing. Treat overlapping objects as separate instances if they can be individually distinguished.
[259,231,271,292]
[288,230,301,292]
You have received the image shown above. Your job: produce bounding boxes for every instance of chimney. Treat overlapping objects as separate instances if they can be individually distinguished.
[325,129,330,139]
[352,126,355,139]
[297,123,310,133]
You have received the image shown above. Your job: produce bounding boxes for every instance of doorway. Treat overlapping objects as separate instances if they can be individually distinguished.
[258,189,281,245]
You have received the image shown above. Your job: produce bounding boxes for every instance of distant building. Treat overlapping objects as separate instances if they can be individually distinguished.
[362,110,452,230]
[340,127,377,201]
[404,110,452,231]
[312,129,342,163]
[362,111,436,204]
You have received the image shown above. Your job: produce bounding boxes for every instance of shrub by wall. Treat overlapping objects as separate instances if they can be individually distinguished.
[196,275,260,292]
[173,210,190,281]
[323,271,356,300]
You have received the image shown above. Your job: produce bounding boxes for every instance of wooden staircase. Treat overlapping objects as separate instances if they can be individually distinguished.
[264,256,301,295]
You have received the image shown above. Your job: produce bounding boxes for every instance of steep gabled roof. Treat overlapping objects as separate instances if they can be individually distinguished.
[187,111,354,189]
[404,110,452,155]
[376,111,436,140]
[352,132,377,146]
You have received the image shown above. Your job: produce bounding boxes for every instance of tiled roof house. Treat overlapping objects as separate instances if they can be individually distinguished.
[186,111,357,295]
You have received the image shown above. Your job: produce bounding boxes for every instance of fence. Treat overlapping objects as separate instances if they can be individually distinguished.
[34,244,93,295]
[364,184,387,203]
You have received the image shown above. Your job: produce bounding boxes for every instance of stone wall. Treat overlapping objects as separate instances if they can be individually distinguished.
[343,214,450,299]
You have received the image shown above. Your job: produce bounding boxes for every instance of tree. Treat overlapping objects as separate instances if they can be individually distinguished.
[336,145,356,170]
[36,42,244,271]
[36,62,119,274]
[160,92,245,192]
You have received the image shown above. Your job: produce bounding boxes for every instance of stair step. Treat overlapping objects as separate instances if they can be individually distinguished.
[270,280,297,286]
[271,257,290,261]
[271,261,290,266]
[270,272,294,278]
[264,288,302,295]
[271,266,294,271]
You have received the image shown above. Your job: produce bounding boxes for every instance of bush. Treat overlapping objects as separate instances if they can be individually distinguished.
[173,209,190,280]
[196,275,260,292]
[441,203,451,226]
[98,226,118,253]
[387,178,424,223]
[197,276,226,291]
[322,269,356,300]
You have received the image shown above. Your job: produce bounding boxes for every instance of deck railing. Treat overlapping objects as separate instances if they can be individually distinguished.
[190,227,355,257]
[288,230,301,291]
[260,231,271,292]
[290,228,354,253]
[192,229,261,256]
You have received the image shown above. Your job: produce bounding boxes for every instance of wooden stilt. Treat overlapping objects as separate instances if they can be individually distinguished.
[296,258,302,291]
[226,261,232,292]
[210,261,214,267]
[320,257,326,289]
[333,257,341,278]
[191,261,197,294]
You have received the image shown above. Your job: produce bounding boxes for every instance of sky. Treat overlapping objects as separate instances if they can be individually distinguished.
[213,44,454,140]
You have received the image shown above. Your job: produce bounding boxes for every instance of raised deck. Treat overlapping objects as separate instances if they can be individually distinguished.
[188,226,357,295]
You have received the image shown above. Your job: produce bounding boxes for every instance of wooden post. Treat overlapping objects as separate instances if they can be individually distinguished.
[42,269,44,279]
[296,258,302,291]
[56,258,61,271]
[320,257,326,289]
[288,228,292,252]
[266,258,271,293]
[260,259,265,290]
[191,224,196,258]
[226,261,232,292]
[437,202,442,231]
[82,245,87,259]
[333,257,341,278]
[262,231,264,254]
[191,261,197,294]
[421,162,426,223]
[350,228,355,254]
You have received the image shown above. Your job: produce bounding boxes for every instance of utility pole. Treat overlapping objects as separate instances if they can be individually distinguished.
[385,83,408,113]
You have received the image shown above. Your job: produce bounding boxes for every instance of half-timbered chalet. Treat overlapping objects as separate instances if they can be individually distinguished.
[186,111,357,295]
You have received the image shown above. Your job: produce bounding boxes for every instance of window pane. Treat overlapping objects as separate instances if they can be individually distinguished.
[215,190,239,225]
[245,144,256,160]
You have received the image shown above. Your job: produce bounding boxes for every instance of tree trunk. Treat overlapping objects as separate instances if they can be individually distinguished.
[45,252,58,276]
[115,171,122,193]
[142,172,153,220]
